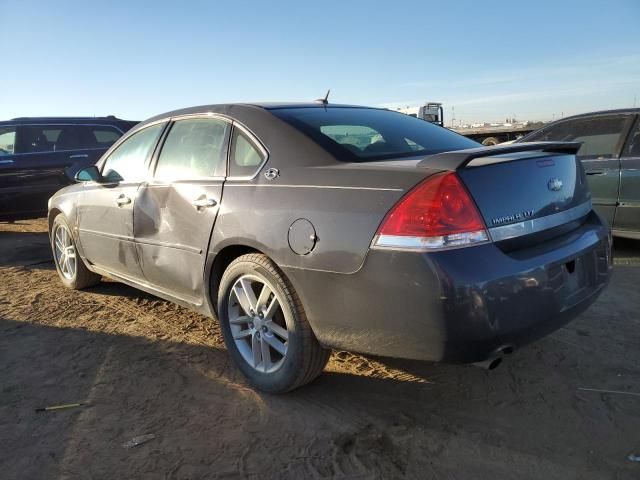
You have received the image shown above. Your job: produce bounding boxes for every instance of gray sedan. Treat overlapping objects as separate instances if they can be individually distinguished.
[48,103,611,393]
[518,108,640,239]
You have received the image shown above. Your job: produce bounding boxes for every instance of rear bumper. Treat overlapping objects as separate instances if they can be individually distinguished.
[285,212,612,363]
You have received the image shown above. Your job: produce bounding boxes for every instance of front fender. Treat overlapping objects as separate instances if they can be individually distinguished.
[48,185,83,254]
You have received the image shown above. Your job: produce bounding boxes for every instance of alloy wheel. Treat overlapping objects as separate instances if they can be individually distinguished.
[54,224,77,280]
[228,274,289,373]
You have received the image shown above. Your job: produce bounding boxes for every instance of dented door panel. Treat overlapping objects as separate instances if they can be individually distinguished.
[134,180,223,303]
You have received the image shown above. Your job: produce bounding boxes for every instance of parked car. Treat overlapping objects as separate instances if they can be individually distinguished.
[0,116,138,221]
[48,103,611,393]
[518,108,640,239]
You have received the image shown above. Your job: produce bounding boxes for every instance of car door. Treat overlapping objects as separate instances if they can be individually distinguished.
[133,116,230,304]
[77,122,166,279]
[524,114,635,225]
[614,115,640,235]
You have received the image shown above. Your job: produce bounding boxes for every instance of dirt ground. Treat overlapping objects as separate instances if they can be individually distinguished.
[0,219,639,480]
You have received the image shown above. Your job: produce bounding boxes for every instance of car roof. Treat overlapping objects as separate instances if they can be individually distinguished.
[250,102,375,110]
[136,102,385,129]
[553,108,640,123]
[2,116,136,125]
[168,102,374,112]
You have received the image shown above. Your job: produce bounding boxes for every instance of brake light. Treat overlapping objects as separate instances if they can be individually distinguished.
[373,172,489,250]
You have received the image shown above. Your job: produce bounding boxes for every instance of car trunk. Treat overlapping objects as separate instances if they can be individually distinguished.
[460,151,589,224]
[303,142,590,271]
[347,143,590,250]
[412,142,592,246]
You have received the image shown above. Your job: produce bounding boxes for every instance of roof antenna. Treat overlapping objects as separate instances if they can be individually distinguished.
[315,89,330,105]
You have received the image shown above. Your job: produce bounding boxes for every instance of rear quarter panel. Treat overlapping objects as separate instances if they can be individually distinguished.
[208,106,433,274]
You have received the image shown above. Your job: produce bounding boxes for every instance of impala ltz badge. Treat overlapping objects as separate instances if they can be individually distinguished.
[491,210,535,226]
[548,178,563,191]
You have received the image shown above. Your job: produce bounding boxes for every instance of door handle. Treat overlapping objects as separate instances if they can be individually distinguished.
[69,154,89,159]
[586,170,606,176]
[116,194,131,206]
[192,196,217,210]
[0,159,14,165]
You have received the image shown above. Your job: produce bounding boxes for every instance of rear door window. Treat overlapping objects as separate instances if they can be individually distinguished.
[102,123,164,182]
[229,128,265,177]
[526,115,633,159]
[19,125,75,153]
[155,118,229,180]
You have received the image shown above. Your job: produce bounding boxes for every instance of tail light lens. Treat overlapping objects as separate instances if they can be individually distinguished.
[373,172,489,250]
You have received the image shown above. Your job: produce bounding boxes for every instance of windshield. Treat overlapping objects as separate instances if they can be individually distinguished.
[270,107,478,161]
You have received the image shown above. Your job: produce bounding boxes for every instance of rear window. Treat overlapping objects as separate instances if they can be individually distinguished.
[270,107,478,161]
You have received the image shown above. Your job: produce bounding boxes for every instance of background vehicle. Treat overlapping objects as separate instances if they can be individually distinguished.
[0,116,138,221]
[453,122,540,145]
[519,108,640,239]
[48,103,610,393]
[393,102,541,145]
[393,102,444,126]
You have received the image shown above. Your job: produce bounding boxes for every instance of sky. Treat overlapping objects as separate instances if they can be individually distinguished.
[1,0,639,125]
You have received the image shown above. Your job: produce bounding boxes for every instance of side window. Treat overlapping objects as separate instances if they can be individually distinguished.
[528,116,631,159]
[624,118,640,157]
[102,123,164,182]
[20,125,73,153]
[51,126,80,151]
[78,126,123,149]
[525,123,570,143]
[0,127,16,155]
[155,118,229,180]
[229,128,265,177]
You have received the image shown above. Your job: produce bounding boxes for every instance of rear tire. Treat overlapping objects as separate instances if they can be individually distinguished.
[51,214,101,290]
[218,253,330,393]
[482,136,500,146]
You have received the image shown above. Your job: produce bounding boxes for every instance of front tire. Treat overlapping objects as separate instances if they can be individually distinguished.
[51,214,101,290]
[218,253,330,393]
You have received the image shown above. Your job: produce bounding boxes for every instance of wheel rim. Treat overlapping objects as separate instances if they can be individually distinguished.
[54,224,77,280]
[228,274,289,373]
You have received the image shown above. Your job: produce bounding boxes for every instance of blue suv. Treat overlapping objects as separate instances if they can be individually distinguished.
[0,116,138,221]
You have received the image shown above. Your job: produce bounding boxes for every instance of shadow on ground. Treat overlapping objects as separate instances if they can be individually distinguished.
[1,294,639,480]
[1,219,639,479]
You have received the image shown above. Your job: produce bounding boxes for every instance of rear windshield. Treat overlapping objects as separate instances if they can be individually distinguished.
[270,107,478,161]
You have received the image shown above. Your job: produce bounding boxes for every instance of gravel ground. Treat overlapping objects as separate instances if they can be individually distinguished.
[0,218,639,479]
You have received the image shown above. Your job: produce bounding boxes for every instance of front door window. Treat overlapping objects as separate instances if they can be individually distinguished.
[102,123,164,182]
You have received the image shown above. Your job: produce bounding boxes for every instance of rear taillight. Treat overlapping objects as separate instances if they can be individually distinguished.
[373,172,489,251]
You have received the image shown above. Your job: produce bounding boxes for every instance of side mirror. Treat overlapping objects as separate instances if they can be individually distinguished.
[74,166,101,182]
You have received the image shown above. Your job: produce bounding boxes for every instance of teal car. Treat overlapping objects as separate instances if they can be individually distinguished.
[520,108,640,239]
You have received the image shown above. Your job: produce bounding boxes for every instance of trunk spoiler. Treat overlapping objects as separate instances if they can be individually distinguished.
[418,141,581,171]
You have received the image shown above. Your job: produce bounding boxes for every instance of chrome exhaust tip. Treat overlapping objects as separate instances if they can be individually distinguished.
[472,345,514,371]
